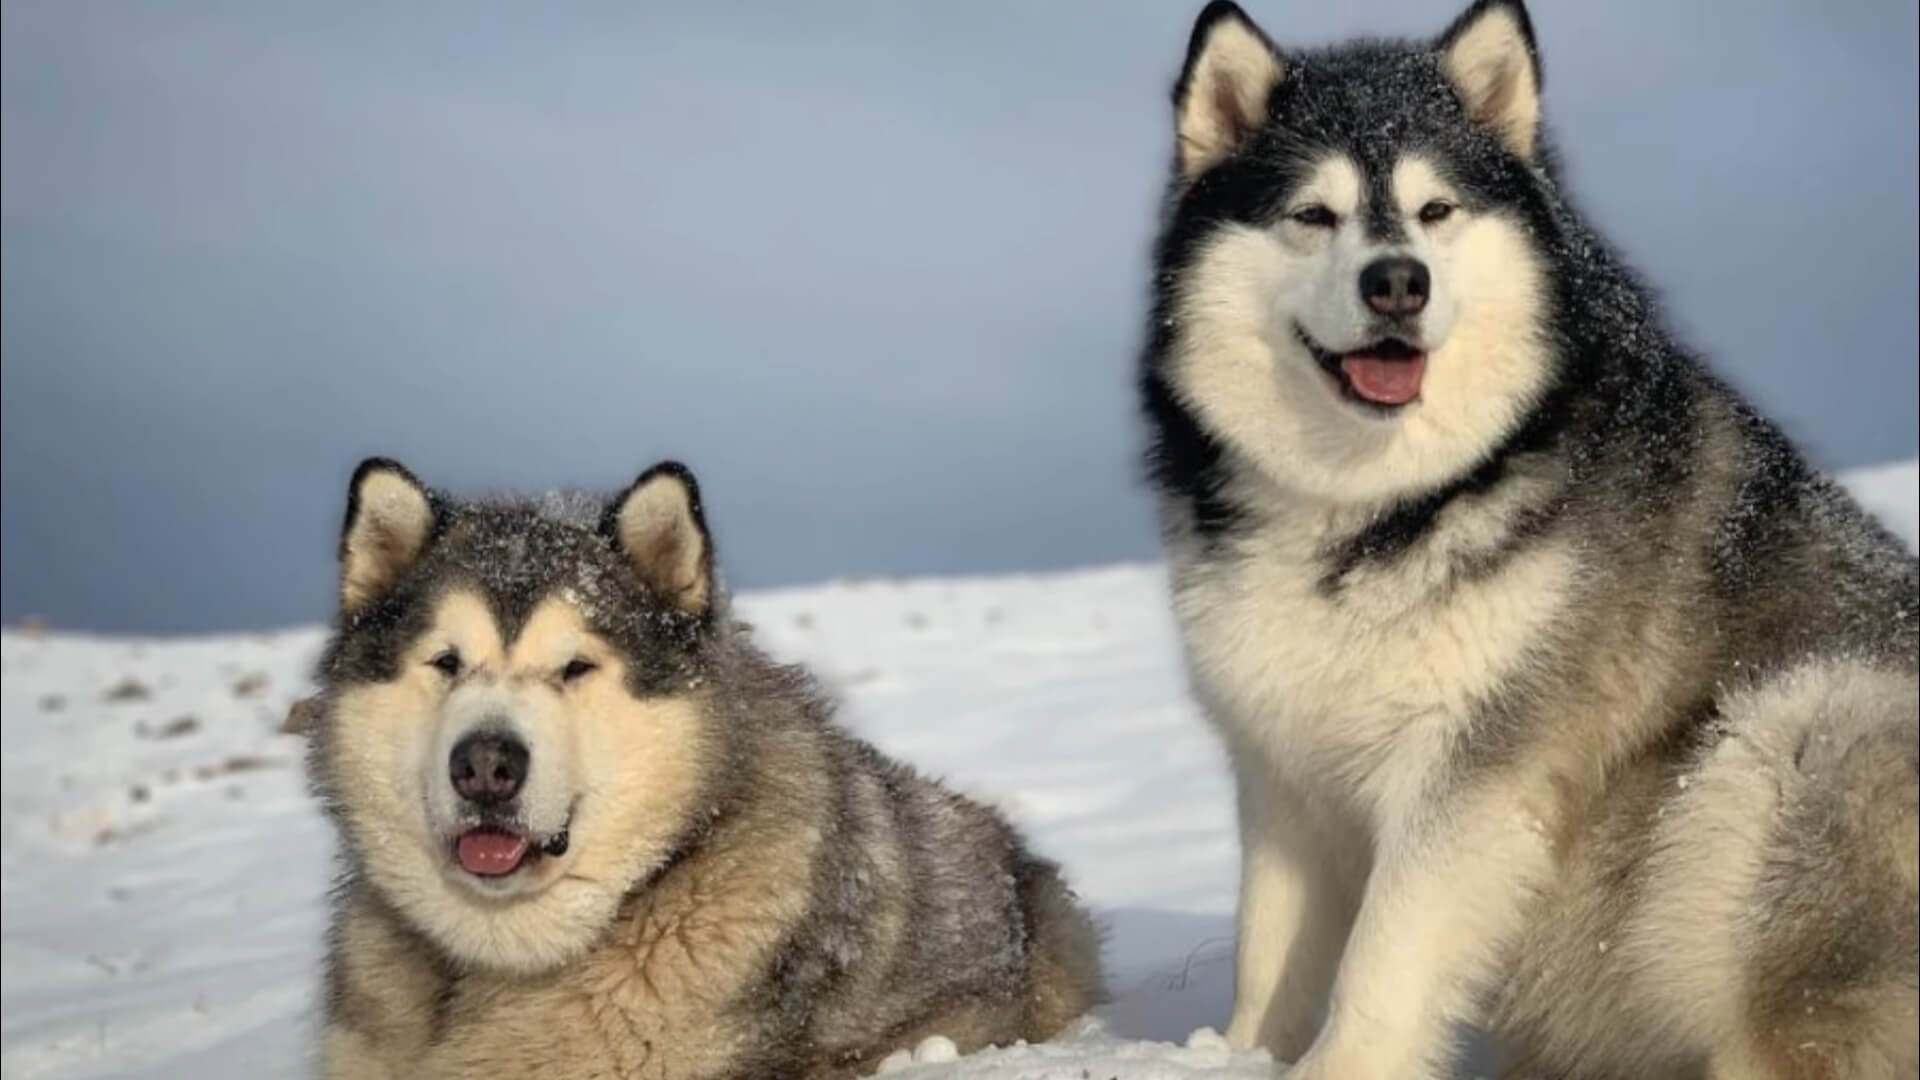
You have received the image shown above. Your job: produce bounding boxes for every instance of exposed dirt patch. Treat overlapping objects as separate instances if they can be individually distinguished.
[192,755,286,780]
[136,715,200,740]
[103,677,152,703]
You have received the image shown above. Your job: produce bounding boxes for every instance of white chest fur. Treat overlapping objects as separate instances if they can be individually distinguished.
[1169,507,1575,822]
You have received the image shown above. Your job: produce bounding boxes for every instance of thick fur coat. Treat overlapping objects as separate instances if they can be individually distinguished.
[308,460,1101,1079]
[1141,3,1919,1077]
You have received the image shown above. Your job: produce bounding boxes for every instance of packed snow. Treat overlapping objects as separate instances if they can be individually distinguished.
[3,463,1913,1080]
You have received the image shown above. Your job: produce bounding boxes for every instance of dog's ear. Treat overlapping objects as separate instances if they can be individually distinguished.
[1173,1,1285,182]
[339,457,435,615]
[1437,0,1542,160]
[604,462,714,618]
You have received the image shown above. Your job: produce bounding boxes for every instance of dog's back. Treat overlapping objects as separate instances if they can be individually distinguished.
[717,681,1104,1077]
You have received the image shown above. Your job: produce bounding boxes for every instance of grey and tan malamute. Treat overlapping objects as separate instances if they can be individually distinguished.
[1140,1,1919,1077]
[306,458,1101,1079]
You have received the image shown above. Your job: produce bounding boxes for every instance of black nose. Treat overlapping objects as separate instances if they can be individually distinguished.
[449,730,528,806]
[1359,256,1430,316]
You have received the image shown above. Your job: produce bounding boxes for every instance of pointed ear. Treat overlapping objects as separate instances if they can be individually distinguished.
[339,457,435,614]
[604,462,714,618]
[1438,0,1542,160]
[1173,1,1285,182]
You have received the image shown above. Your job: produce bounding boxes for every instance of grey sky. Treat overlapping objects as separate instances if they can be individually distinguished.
[3,0,1915,633]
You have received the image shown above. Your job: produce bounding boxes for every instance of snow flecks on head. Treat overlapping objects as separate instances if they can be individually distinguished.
[319,486,723,695]
[533,489,603,532]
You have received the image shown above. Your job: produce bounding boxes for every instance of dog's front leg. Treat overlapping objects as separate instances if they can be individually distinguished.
[320,1024,401,1080]
[1285,788,1551,1080]
[1224,755,1367,1060]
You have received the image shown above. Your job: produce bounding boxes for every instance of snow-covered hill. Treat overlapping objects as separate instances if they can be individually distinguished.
[3,463,1913,1080]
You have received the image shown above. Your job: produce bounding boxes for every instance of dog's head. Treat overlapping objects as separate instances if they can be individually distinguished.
[310,458,725,974]
[1149,0,1561,508]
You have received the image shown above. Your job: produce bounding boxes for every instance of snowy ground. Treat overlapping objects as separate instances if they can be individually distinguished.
[3,462,1913,1080]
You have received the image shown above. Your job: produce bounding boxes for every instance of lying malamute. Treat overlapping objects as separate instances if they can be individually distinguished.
[306,458,1101,1079]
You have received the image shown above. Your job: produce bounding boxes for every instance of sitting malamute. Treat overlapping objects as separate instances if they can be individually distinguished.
[1141,1,1918,1077]
[306,458,1101,1079]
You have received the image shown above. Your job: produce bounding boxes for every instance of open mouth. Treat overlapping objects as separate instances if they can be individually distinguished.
[452,821,571,878]
[1296,325,1428,411]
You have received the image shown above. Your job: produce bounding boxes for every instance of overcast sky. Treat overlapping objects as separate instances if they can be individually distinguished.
[3,0,1916,633]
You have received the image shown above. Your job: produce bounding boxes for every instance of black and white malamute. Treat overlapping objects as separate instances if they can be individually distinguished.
[1140,2,1918,1077]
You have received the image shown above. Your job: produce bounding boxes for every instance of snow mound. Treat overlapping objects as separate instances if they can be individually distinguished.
[1,461,1911,1079]
[875,1023,1272,1079]
[1843,459,1919,550]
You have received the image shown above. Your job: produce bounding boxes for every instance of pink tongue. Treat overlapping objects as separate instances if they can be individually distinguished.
[1340,352,1428,406]
[457,829,530,876]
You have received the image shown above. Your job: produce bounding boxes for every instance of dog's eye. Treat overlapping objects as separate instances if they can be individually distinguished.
[429,650,462,677]
[561,658,598,683]
[1288,204,1338,229]
[1418,200,1456,225]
